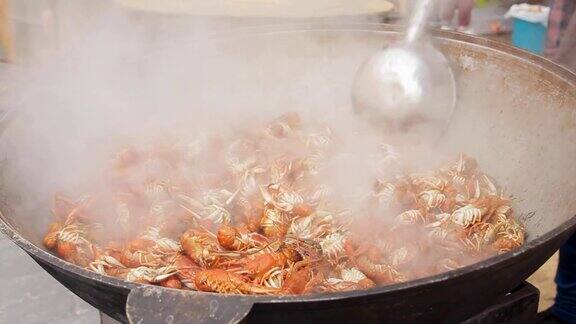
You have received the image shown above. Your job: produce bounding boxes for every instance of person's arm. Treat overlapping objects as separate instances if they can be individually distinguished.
[0,0,15,62]
[546,0,565,58]
[556,12,576,71]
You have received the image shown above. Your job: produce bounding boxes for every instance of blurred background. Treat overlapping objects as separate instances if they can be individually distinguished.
[0,0,567,323]
[0,0,554,63]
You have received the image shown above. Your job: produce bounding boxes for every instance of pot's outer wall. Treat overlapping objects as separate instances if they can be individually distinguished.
[1,24,575,323]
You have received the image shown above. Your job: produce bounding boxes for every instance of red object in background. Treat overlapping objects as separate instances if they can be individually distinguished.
[490,20,503,33]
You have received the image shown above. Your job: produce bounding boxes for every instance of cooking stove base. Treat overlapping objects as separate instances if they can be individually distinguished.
[99,282,540,324]
[463,282,539,323]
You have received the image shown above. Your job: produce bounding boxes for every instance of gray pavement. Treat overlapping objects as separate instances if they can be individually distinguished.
[0,233,99,324]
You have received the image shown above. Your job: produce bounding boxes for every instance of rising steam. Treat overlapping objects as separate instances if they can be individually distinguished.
[1,2,511,286]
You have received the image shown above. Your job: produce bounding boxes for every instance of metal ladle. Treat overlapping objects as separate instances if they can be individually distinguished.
[352,0,456,139]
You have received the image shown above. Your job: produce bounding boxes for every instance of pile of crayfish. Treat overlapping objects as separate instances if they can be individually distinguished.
[43,112,525,295]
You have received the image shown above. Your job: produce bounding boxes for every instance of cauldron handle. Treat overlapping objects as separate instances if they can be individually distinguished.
[126,285,254,323]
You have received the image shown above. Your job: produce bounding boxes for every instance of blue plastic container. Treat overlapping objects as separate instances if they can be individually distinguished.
[511,18,547,54]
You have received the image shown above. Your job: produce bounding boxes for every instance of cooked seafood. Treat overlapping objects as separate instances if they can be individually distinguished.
[43,113,525,295]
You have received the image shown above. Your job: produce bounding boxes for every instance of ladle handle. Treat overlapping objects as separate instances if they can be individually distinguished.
[405,0,435,45]
[126,285,254,324]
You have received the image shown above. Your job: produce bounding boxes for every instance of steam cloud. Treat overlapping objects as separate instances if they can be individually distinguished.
[1,2,483,281]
